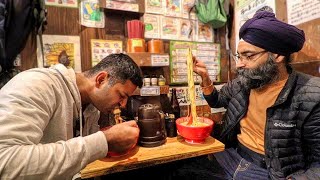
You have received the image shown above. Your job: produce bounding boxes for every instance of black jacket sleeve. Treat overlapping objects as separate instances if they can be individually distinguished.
[288,103,320,180]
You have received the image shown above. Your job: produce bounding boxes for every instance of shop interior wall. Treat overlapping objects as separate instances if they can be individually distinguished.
[18,2,230,124]
[18,1,319,124]
[19,0,320,80]
[229,0,320,79]
[19,5,229,83]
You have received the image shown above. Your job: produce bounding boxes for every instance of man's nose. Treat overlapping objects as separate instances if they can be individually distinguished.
[119,99,128,108]
[235,60,246,68]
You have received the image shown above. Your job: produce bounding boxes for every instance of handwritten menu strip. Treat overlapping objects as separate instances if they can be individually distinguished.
[287,0,320,26]
[169,41,220,84]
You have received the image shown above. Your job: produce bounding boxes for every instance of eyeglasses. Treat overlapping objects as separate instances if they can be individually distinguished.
[232,50,267,64]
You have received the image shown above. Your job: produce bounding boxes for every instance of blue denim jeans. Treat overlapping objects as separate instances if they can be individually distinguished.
[214,148,269,179]
[170,148,269,180]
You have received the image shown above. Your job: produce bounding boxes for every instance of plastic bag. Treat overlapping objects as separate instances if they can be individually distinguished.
[195,0,227,29]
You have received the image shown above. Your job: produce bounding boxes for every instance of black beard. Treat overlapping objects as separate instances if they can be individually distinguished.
[236,55,279,90]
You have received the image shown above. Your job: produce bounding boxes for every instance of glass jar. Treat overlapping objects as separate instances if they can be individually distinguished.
[151,74,158,86]
[143,75,151,86]
[158,75,166,86]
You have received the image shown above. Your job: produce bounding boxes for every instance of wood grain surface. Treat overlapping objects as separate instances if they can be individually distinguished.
[80,136,224,179]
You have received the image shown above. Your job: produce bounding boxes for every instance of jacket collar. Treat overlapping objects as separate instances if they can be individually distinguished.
[273,70,297,106]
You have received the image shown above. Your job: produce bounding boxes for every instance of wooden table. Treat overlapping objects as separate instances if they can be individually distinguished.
[81,136,225,179]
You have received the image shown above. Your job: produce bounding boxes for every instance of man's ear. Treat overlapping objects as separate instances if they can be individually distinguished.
[95,71,109,88]
[274,54,285,63]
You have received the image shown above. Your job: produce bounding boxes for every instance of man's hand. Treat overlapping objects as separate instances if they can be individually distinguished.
[102,120,139,154]
[193,57,211,86]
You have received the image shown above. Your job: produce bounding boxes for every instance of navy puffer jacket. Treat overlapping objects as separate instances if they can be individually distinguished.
[204,70,320,180]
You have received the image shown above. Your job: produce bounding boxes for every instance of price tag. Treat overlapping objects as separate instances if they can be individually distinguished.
[140,86,160,96]
[151,54,169,66]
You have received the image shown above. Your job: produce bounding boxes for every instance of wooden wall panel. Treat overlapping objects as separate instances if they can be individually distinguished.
[293,18,320,63]
[19,34,38,71]
[44,7,80,35]
[216,28,229,83]
[80,27,106,71]
[291,61,320,77]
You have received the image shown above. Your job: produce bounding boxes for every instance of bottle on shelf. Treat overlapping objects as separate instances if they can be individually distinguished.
[170,88,180,119]
[151,74,158,86]
[143,75,151,87]
[158,75,166,86]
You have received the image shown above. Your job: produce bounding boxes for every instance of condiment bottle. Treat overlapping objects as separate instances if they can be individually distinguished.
[143,75,151,86]
[170,88,180,119]
[151,74,158,86]
[158,75,166,86]
[165,114,177,137]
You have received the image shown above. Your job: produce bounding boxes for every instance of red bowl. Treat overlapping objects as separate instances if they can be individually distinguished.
[176,117,214,144]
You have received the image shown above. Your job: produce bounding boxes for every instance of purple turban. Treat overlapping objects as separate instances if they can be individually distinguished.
[239,11,305,55]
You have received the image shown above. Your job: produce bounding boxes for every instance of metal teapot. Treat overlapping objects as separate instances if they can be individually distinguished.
[137,104,167,147]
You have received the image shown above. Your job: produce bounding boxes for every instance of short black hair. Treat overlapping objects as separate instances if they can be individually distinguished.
[85,53,143,88]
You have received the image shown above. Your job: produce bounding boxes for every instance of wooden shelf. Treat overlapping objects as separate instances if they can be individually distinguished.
[132,85,169,96]
[127,52,169,67]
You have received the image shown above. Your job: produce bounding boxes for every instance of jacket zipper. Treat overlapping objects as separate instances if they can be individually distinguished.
[220,107,247,140]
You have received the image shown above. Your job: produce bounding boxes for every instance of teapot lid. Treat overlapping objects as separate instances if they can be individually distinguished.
[138,104,161,119]
[138,104,160,110]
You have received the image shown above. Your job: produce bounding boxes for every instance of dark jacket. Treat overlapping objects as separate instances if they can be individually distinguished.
[204,70,320,180]
[0,0,36,71]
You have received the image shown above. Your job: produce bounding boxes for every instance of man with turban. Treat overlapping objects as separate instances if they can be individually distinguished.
[181,10,320,180]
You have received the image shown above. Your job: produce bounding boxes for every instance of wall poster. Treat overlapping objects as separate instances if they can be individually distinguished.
[45,0,78,8]
[145,0,163,14]
[287,0,320,26]
[91,39,123,67]
[169,86,208,106]
[142,14,161,39]
[37,35,82,72]
[80,0,105,28]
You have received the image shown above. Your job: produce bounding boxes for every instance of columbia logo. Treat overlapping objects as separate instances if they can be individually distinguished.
[274,122,296,128]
